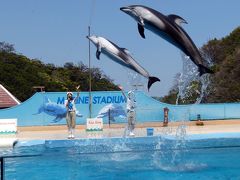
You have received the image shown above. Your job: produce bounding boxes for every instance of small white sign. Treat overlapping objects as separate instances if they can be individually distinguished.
[0,119,17,134]
[86,118,103,131]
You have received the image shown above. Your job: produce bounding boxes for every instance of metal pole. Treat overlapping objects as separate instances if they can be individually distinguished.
[88,26,92,118]
[0,154,41,180]
[108,109,111,128]
[1,157,5,180]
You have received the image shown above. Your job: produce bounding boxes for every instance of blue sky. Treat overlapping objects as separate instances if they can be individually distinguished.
[1,1,239,96]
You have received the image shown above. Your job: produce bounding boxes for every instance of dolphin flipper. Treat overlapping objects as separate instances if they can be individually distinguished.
[52,117,62,123]
[198,64,214,76]
[33,106,44,115]
[76,113,83,117]
[96,50,101,60]
[148,76,160,91]
[33,112,41,115]
[138,23,145,39]
[96,43,102,60]
[121,48,131,55]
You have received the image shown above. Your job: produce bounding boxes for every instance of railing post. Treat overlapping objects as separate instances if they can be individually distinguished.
[163,107,169,126]
[0,154,41,180]
[1,157,5,180]
[196,114,204,126]
[108,109,111,128]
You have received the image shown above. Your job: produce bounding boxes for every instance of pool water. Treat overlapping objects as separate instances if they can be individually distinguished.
[3,145,240,180]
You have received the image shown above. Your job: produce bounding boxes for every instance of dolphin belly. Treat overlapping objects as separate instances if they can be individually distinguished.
[102,50,136,71]
[104,46,150,78]
[103,42,160,90]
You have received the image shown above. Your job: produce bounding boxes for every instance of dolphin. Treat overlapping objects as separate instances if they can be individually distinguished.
[34,97,83,123]
[96,103,126,121]
[120,5,214,76]
[87,35,160,91]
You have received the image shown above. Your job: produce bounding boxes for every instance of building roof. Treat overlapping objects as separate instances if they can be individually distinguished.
[0,84,20,108]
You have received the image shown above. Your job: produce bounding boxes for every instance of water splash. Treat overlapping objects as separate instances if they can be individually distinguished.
[168,52,213,168]
[122,71,143,137]
[108,141,135,162]
[123,126,130,138]
[153,125,208,172]
[153,159,207,172]
[152,108,192,172]
[127,71,145,91]
[176,54,198,104]
[171,125,187,164]
[176,53,212,104]
[154,50,214,171]
[195,74,211,104]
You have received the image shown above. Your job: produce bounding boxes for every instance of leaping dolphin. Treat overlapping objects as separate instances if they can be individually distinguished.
[120,5,214,76]
[87,35,160,91]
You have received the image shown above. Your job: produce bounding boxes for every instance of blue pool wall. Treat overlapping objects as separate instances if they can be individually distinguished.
[0,91,240,126]
[14,133,240,151]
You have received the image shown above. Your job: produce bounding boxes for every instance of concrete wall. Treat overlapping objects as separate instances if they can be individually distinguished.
[0,91,239,126]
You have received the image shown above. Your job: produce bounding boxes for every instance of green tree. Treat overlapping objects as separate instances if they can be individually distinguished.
[0,44,119,101]
[161,26,240,104]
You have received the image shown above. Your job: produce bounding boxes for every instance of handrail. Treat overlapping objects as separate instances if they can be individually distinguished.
[0,157,4,180]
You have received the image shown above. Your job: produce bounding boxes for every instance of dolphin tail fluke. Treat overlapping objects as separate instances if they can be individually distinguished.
[148,76,160,91]
[198,64,214,76]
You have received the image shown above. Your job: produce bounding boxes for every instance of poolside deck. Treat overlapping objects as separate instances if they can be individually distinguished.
[2,120,240,141]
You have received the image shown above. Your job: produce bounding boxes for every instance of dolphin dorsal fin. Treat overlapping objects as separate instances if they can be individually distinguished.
[44,96,51,103]
[168,14,188,26]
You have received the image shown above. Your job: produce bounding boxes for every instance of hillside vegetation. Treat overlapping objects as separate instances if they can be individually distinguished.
[0,42,119,101]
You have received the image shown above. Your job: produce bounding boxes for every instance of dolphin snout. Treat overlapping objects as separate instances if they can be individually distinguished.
[86,36,93,42]
[120,7,129,12]
[120,7,125,11]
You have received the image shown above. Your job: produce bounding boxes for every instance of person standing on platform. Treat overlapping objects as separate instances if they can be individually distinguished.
[65,85,80,139]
